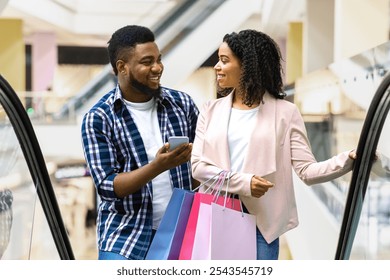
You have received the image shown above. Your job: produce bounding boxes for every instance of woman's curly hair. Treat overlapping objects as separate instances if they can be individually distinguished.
[218,29,286,105]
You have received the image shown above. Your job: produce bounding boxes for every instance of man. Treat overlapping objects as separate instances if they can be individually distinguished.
[81,25,199,260]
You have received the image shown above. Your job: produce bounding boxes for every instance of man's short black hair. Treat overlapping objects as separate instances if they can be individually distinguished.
[107,25,155,75]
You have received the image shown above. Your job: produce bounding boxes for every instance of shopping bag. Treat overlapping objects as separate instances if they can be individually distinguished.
[191,202,257,260]
[178,192,241,259]
[190,202,212,260]
[179,171,224,260]
[188,171,256,260]
[145,188,194,260]
[210,203,257,260]
[179,170,241,260]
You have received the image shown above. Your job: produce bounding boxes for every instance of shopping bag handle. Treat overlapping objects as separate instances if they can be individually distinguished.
[224,172,244,216]
[191,170,225,192]
[193,170,239,207]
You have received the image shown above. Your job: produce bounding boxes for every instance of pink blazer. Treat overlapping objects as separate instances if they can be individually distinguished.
[191,92,354,243]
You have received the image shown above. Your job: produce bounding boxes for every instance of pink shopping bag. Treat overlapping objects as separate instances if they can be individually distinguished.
[210,203,256,260]
[191,202,256,260]
[178,192,241,260]
[190,202,212,260]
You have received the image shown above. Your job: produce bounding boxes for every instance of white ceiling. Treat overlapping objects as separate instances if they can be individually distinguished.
[0,0,306,47]
[1,0,182,45]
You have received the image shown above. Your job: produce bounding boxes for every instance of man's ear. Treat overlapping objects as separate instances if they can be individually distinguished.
[116,60,126,75]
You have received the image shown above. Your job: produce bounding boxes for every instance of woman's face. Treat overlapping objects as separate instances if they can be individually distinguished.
[214,42,242,89]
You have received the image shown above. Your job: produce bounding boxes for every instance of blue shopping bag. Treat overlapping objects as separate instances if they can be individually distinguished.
[145,188,194,260]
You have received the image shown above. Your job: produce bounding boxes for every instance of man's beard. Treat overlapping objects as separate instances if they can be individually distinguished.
[131,78,162,98]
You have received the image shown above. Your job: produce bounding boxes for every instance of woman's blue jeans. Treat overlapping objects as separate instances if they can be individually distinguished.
[256,227,279,260]
[242,203,279,260]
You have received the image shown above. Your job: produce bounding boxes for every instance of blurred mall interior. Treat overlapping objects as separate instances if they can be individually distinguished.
[0,0,390,260]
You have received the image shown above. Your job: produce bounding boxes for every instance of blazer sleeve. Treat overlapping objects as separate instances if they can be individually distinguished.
[289,106,355,185]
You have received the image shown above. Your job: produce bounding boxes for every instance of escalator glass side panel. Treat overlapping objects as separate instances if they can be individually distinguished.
[0,106,60,259]
[29,198,61,259]
[0,75,74,259]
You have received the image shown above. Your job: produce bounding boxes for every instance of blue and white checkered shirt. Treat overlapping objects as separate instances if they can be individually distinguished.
[81,84,199,259]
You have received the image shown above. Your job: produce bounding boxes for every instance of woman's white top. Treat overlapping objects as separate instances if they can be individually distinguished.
[227,106,259,172]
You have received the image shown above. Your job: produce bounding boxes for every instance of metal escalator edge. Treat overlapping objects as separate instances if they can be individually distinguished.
[335,71,390,260]
[0,74,75,260]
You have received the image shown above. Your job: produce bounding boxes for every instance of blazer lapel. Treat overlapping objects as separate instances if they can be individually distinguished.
[214,94,233,169]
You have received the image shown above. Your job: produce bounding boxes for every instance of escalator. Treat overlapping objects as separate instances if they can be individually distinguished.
[336,70,390,260]
[0,74,74,260]
[286,40,390,260]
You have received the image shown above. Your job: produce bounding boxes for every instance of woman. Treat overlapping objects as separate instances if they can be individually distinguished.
[191,29,356,260]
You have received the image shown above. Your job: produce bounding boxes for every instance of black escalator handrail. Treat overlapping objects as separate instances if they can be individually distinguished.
[0,75,75,260]
[335,71,390,260]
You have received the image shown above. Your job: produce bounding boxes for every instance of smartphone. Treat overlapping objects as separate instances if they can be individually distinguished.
[168,136,189,150]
